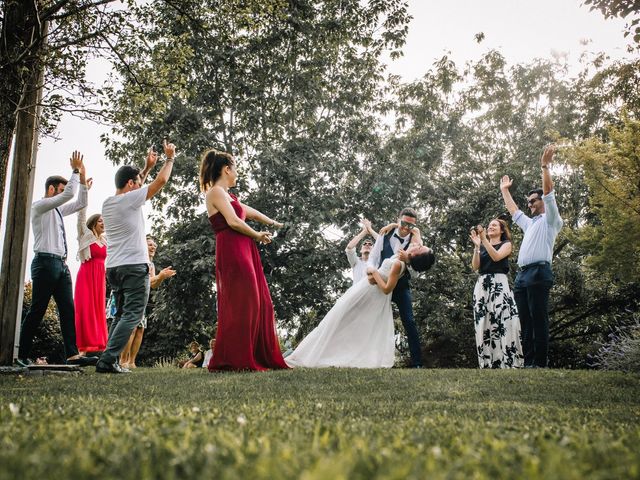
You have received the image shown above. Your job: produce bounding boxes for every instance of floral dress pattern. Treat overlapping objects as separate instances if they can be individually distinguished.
[473,273,523,368]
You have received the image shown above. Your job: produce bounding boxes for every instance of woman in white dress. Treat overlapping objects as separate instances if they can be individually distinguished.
[285,242,435,368]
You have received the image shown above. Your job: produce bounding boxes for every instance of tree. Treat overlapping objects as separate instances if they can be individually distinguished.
[0,0,127,226]
[385,50,640,366]
[103,0,411,361]
[0,0,130,365]
[566,115,640,282]
[584,0,640,43]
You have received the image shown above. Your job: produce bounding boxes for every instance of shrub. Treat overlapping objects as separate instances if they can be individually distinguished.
[590,317,640,373]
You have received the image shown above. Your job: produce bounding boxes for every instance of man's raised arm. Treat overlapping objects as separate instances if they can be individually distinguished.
[500,175,518,216]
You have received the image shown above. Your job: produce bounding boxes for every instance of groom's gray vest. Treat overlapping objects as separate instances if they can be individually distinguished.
[379,231,412,291]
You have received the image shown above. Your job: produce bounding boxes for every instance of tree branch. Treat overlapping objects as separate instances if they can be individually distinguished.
[49,0,115,22]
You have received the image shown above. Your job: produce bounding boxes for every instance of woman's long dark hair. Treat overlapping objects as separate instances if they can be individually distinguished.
[199,149,234,192]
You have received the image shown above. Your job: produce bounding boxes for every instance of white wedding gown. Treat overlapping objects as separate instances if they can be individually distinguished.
[285,256,402,368]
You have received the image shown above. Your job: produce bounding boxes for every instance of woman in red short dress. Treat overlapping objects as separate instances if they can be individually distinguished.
[200,149,288,371]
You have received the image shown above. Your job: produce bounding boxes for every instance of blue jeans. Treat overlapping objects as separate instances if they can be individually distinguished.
[19,254,78,359]
[392,286,422,367]
[99,264,150,364]
[514,264,553,367]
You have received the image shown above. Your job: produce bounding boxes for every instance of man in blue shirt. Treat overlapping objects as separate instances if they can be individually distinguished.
[500,145,563,368]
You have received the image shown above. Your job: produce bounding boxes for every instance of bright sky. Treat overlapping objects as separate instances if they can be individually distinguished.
[0,0,631,282]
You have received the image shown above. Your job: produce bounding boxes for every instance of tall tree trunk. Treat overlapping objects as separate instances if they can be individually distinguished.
[0,16,48,366]
[0,0,46,228]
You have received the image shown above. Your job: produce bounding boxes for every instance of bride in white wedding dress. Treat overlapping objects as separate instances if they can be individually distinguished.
[285,243,434,368]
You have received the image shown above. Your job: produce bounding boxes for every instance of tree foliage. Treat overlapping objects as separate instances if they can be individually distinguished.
[584,0,640,43]
[0,0,129,226]
[100,1,639,367]
[566,115,640,282]
[104,0,411,363]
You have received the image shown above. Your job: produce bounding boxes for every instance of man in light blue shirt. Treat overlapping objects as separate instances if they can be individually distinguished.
[500,145,563,368]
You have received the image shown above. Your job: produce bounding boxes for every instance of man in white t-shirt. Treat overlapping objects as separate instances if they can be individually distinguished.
[96,140,177,374]
[344,218,378,283]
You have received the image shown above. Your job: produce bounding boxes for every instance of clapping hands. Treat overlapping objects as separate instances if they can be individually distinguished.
[469,227,481,247]
[469,225,485,246]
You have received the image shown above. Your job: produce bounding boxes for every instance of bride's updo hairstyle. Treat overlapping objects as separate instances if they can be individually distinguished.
[410,249,435,272]
[199,149,235,192]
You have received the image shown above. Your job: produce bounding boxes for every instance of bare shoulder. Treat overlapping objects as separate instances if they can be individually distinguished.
[391,259,404,273]
[206,185,226,200]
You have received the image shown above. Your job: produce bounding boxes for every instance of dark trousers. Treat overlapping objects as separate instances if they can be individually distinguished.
[19,254,78,360]
[100,264,150,365]
[392,286,422,367]
[514,264,553,367]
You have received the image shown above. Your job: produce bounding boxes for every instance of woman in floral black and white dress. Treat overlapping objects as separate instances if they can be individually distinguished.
[470,219,523,368]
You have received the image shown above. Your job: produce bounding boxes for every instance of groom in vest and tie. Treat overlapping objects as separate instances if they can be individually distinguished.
[368,208,423,368]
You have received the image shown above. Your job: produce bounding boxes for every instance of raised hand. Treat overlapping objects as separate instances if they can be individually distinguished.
[70,150,83,171]
[146,146,158,170]
[379,222,397,235]
[163,139,176,160]
[272,221,284,229]
[541,144,556,167]
[469,228,481,247]
[500,175,512,191]
[476,224,487,240]
[361,218,372,232]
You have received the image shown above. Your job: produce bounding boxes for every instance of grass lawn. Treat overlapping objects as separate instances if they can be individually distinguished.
[0,368,639,479]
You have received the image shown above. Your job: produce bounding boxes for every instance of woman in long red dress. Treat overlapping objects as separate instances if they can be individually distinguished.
[200,149,288,371]
[74,186,108,354]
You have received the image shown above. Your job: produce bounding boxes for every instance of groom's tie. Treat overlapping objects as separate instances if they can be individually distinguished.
[393,233,404,242]
[54,207,68,259]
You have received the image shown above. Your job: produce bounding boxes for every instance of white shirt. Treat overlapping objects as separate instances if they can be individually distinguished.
[345,247,367,283]
[103,186,149,268]
[513,190,564,266]
[202,349,213,368]
[367,228,411,268]
[31,173,88,256]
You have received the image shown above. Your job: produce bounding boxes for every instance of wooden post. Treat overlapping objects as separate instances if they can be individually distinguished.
[0,21,48,366]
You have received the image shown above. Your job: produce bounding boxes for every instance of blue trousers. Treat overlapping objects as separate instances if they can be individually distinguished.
[514,264,553,367]
[392,286,422,367]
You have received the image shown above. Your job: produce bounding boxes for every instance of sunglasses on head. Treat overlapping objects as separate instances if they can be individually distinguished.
[400,220,416,230]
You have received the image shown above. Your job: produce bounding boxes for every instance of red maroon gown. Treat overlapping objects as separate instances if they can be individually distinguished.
[208,193,288,371]
[74,242,108,352]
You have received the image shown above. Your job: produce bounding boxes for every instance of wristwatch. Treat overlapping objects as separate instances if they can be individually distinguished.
[73,168,80,174]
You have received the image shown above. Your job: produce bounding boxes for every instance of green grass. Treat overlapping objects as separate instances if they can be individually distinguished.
[1,368,639,479]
